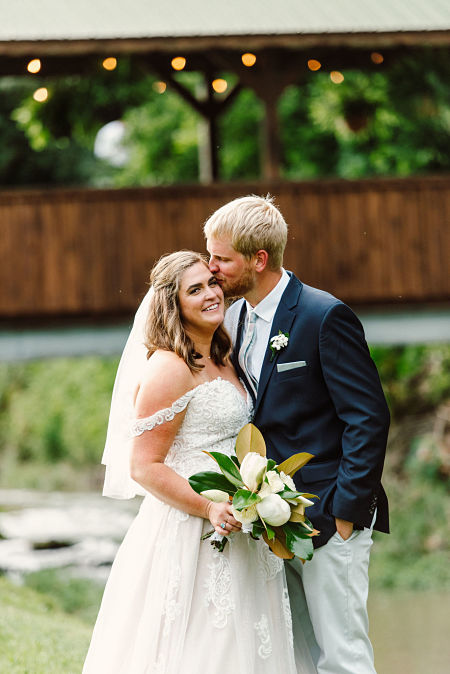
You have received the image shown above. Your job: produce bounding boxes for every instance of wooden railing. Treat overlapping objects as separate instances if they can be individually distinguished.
[0,176,449,318]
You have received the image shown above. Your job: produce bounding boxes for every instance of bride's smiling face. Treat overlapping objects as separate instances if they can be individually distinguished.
[178,262,225,332]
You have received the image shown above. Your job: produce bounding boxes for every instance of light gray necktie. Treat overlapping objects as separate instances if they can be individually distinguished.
[238,310,258,397]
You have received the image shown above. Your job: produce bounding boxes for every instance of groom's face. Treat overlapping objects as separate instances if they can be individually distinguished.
[206,236,256,299]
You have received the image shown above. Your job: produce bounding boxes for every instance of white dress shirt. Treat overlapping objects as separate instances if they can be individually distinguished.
[243,269,290,384]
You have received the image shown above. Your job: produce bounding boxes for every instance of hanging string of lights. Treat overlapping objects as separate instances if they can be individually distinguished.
[24,49,385,102]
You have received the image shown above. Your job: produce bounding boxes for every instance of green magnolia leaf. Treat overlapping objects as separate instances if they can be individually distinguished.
[204,451,243,488]
[235,423,266,464]
[263,529,294,559]
[296,519,314,532]
[252,521,265,538]
[230,455,241,468]
[283,522,315,560]
[277,452,314,478]
[304,516,314,529]
[232,489,261,511]
[265,524,275,540]
[266,459,277,472]
[279,488,304,500]
[284,521,313,539]
[188,471,237,495]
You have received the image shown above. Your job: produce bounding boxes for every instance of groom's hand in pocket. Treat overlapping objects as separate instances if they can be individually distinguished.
[335,517,354,541]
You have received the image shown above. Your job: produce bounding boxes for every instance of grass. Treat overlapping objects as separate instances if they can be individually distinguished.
[0,576,92,673]
[24,568,105,625]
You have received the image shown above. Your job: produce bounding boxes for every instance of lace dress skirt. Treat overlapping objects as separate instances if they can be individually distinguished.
[83,379,316,674]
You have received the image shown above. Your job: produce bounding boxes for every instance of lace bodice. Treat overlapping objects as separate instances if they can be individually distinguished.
[130,378,252,478]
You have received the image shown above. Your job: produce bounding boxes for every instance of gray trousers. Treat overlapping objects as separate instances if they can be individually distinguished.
[285,525,376,674]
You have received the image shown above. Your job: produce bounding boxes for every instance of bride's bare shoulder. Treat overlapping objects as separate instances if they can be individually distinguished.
[134,350,196,417]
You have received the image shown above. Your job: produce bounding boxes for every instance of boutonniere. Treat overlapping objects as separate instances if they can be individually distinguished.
[269,330,289,361]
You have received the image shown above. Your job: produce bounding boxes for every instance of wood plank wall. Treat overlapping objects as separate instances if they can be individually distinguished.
[0,176,449,318]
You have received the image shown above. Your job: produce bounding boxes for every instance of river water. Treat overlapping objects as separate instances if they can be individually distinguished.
[0,490,448,674]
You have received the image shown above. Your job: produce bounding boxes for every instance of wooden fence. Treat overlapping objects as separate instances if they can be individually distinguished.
[0,176,449,318]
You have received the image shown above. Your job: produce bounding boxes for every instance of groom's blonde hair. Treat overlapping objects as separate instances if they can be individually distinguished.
[203,195,288,270]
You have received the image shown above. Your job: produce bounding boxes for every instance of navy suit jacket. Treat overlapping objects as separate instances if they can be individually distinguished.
[229,273,390,549]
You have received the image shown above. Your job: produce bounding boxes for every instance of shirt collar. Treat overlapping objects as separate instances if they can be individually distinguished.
[246,269,290,323]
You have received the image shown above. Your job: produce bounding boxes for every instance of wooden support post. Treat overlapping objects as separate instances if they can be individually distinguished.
[163,70,242,183]
[260,93,281,180]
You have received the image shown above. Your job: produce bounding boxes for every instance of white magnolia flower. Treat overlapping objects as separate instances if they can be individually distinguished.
[265,470,285,493]
[232,504,259,524]
[256,493,291,526]
[296,495,315,506]
[280,471,297,491]
[240,452,268,492]
[286,495,315,508]
[201,489,230,503]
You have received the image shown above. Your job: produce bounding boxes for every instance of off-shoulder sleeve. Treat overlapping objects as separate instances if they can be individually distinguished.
[130,388,196,437]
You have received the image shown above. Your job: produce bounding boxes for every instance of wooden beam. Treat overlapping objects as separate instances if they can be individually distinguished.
[1,31,449,58]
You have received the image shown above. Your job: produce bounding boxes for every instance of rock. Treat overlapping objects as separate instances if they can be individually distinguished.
[0,489,141,579]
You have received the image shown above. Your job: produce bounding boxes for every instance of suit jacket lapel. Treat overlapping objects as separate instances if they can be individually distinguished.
[254,274,303,416]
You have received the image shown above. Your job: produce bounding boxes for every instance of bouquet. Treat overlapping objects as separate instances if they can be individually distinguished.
[189,423,319,561]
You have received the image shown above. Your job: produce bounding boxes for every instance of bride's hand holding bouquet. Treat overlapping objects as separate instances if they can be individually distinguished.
[205,499,242,536]
[190,423,319,561]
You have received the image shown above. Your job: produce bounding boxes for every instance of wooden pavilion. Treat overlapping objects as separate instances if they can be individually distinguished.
[0,1,449,320]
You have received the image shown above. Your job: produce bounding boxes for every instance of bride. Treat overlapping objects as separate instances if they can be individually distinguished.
[83,250,315,674]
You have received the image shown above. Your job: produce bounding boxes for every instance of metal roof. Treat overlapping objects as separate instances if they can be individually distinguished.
[1,0,450,42]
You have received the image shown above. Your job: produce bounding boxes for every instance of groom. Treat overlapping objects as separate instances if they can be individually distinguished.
[204,195,390,674]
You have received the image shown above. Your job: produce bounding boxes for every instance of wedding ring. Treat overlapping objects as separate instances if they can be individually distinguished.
[221,522,226,529]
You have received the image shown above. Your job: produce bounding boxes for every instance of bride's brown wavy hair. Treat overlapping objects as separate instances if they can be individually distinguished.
[144,250,232,373]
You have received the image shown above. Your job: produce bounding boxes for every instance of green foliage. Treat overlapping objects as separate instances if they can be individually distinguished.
[116,74,200,186]
[279,51,450,180]
[207,450,244,487]
[188,470,238,496]
[0,78,100,186]
[218,88,263,180]
[279,83,340,178]
[0,576,91,673]
[283,521,314,560]
[233,489,261,510]
[370,343,450,419]
[24,568,104,625]
[1,50,449,186]
[0,357,118,489]
[366,343,450,589]
[370,476,450,590]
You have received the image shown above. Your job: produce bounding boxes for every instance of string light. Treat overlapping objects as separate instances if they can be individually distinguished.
[307,59,321,72]
[241,53,256,67]
[371,52,384,65]
[212,79,228,93]
[27,59,41,74]
[102,57,117,71]
[153,81,167,94]
[171,56,186,71]
[33,87,48,102]
[330,71,344,84]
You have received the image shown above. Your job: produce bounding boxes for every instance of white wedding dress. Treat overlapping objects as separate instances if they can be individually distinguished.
[83,377,315,674]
